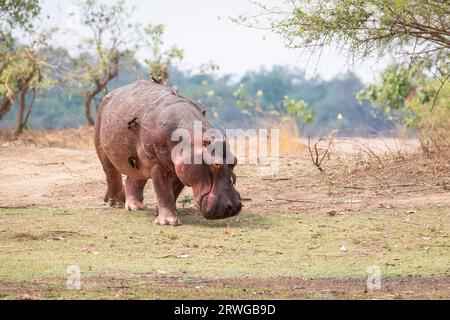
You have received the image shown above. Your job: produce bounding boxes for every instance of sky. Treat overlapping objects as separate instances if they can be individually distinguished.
[40,0,389,82]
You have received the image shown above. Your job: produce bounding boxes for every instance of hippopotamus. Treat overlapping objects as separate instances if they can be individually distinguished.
[94,80,242,226]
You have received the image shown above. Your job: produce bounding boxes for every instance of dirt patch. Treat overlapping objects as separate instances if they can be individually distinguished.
[0,145,105,208]
[1,275,449,300]
[9,230,81,242]
[1,140,449,213]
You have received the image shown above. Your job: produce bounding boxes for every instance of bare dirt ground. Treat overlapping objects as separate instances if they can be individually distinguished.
[1,129,448,214]
[3,276,449,300]
[0,128,449,299]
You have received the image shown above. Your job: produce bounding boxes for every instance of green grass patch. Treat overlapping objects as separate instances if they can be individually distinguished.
[0,205,448,283]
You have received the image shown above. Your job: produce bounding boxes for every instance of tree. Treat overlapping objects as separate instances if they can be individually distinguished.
[233,83,264,117]
[357,62,450,154]
[0,0,41,122]
[239,1,449,60]
[0,0,54,135]
[283,96,314,124]
[71,0,139,125]
[142,24,184,85]
[0,32,54,135]
[0,0,40,42]
[236,1,449,103]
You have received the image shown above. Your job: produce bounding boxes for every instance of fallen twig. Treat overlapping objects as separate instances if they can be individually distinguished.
[0,205,36,209]
[261,177,290,181]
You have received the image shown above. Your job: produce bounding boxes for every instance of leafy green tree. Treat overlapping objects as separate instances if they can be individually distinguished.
[357,66,413,114]
[0,0,56,135]
[70,0,184,125]
[0,0,41,121]
[233,83,264,117]
[358,63,450,153]
[15,36,55,135]
[283,96,314,124]
[240,1,449,62]
[0,0,40,42]
[237,0,449,138]
[70,0,139,125]
[142,24,184,85]
[0,33,56,135]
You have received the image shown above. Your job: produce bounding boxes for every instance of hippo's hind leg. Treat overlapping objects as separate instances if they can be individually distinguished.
[96,148,125,208]
[173,178,185,214]
[151,164,181,226]
[125,177,147,211]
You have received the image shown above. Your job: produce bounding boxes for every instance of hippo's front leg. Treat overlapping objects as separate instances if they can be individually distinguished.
[151,164,181,226]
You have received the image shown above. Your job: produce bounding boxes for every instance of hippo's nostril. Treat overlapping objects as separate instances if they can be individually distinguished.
[227,204,233,211]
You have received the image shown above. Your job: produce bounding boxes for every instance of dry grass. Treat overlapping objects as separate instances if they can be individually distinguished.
[0,127,94,149]
[277,121,304,155]
[303,133,450,197]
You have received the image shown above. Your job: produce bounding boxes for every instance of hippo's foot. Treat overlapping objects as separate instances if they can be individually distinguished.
[154,208,181,226]
[104,192,125,208]
[125,197,146,211]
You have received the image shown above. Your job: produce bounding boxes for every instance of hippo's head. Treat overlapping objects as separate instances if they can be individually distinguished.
[173,136,242,220]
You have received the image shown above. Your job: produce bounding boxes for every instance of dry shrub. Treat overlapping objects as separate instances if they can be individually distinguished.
[307,131,450,194]
[227,120,304,164]
[416,109,450,158]
[278,120,304,155]
[0,126,94,149]
[409,79,450,158]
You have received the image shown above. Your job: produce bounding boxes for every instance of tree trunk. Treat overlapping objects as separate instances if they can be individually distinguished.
[23,88,36,129]
[84,94,96,126]
[0,88,14,120]
[84,61,120,126]
[16,86,27,135]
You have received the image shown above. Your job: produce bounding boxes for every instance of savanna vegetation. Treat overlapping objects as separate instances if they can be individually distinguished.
[0,0,449,300]
[0,0,397,137]
[237,0,449,154]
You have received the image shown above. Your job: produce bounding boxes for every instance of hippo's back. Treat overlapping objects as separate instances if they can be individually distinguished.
[94,80,209,178]
[99,80,206,130]
[101,80,172,121]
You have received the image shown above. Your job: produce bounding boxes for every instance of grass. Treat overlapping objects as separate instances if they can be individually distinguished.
[0,206,448,287]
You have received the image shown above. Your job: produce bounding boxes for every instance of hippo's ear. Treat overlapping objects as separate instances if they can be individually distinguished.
[198,105,206,117]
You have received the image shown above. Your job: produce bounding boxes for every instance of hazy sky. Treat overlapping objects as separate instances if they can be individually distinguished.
[41,0,389,82]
